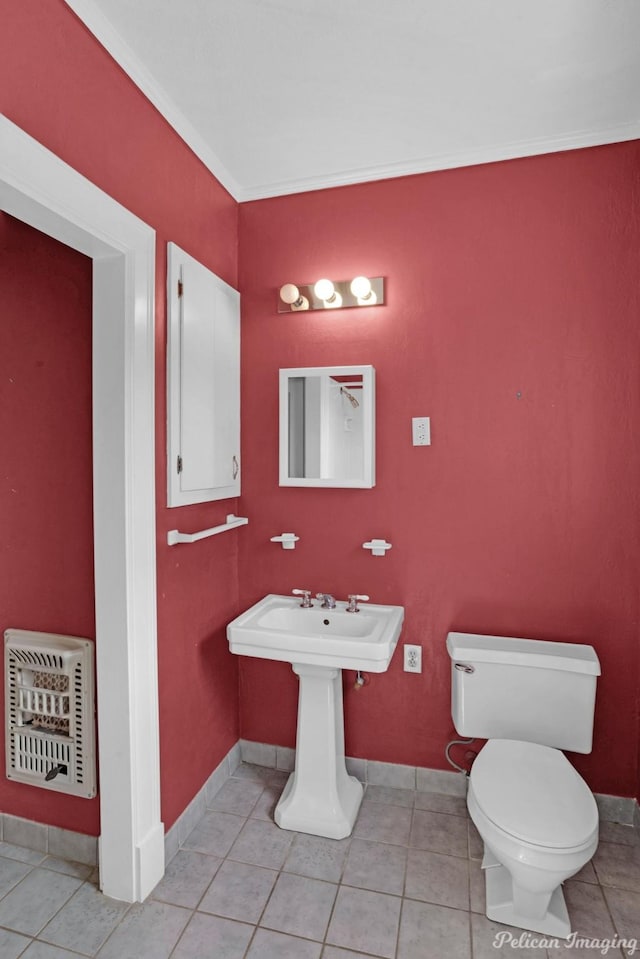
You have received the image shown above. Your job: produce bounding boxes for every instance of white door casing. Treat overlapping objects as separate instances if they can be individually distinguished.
[0,115,163,901]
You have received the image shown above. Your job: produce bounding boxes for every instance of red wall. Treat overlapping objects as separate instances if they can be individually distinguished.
[1,1,241,832]
[238,143,640,799]
[0,213,98,832]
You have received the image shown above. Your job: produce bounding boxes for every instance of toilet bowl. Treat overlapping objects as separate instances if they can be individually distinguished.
[468,738,599,937]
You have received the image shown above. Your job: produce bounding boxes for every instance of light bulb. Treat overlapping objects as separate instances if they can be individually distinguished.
[350,276,372,299]
[280,283,300,304]
[314,278,335,301]
[350,275,377,305]
[279,283,309,311]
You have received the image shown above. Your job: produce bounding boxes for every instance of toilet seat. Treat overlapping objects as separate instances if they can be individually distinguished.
[470,739,598,849]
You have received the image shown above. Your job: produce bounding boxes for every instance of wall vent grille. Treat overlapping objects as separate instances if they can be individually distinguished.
[5,629,96,798]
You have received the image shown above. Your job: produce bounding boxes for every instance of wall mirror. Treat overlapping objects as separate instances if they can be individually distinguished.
[279,365,375,488]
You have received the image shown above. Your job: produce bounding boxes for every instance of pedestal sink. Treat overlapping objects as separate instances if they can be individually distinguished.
[227,594,404,839]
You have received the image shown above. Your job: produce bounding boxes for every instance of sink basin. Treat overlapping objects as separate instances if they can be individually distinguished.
[227,593,404,672]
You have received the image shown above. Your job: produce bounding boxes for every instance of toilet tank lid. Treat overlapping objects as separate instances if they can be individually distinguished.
[446,632,600,675]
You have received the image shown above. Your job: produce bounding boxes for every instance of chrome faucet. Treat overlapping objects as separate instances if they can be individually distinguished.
[316,593,337,609]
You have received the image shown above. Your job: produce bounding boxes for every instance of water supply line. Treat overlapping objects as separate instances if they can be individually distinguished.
[445,737,477,776]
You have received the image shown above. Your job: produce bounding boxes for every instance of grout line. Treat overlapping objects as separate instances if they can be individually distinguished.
[322,872,343,954]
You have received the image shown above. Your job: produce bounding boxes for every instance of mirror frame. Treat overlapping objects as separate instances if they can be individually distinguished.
[279,365,376,488]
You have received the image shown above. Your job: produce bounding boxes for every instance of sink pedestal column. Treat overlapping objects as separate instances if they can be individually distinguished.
[275,663,363,839]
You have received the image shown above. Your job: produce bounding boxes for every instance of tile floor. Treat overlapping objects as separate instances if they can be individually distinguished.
[0,763,638,958]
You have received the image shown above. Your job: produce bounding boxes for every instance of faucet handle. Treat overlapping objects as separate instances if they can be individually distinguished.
[346,594,370,613]
[292,589,313,608]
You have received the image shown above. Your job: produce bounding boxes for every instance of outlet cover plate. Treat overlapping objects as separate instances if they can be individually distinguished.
[403,644,422,673]
[412,417,431,446]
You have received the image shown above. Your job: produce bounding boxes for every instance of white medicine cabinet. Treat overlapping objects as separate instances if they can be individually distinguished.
[167,242,240,507]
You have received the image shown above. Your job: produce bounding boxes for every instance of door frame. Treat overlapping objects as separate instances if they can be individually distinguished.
[0,115,163,901]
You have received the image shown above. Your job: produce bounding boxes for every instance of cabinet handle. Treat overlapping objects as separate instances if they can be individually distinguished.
[232,455,239,480]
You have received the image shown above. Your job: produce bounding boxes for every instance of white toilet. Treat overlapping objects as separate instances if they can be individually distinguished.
[446,631,601,938]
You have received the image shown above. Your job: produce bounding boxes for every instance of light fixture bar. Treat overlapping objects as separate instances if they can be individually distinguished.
[278,276,385,313]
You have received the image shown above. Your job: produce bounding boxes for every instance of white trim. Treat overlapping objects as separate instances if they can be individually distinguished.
[63,0,241,201]
[0,114,163,902]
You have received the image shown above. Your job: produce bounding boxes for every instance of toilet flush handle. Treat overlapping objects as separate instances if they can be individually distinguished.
[454,663,474,674]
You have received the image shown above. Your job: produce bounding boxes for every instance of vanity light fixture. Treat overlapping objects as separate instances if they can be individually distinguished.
[277,276,385,313]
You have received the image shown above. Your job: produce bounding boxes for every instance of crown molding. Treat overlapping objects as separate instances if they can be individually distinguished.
[63,2,640,205]
[63,0,242,200]
[237,120,640,201]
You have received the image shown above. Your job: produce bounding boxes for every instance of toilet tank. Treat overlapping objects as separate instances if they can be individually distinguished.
[446,632,600,753]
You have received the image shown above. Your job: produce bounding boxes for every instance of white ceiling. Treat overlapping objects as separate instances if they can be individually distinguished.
[66,0,640,201]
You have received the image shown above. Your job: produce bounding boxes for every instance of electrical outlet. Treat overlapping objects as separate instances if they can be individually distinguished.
[404,644,422,673]
[412,417,431,446]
